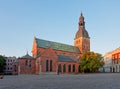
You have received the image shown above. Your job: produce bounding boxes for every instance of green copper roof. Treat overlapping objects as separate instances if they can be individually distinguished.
[36,38,80,53]
[58,55,78,62]
[21,54,33,59]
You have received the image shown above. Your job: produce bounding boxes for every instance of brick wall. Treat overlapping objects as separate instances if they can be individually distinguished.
[18,58,36,74]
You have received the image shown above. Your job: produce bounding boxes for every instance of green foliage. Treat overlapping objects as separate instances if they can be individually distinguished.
[80,52,104,73]
[0,55,6,73]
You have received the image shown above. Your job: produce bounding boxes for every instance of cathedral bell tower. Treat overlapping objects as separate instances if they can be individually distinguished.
[74,13,90,54]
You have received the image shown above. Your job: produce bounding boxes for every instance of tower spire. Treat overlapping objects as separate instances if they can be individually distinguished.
[81,12,83,16]
[79,12,85,28]
[74,13,90,53]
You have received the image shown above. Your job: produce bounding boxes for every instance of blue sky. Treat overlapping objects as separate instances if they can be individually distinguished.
[0,0,120,57]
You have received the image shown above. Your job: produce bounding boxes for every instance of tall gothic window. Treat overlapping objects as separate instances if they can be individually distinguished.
[46,60,49,72]
[63,64,66,72]
[50,60,52,72]
[73,65,75,72]
[68,65,71,72]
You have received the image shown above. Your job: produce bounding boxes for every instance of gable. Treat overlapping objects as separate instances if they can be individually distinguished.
[35,38,80,53]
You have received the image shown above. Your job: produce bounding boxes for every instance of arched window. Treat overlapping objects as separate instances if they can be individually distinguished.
[50,60,52,72]
[73,65,75,72]
[63,64,66,72]
[58,64,62,72]
[46,60,49,72]
[68,65,71,72]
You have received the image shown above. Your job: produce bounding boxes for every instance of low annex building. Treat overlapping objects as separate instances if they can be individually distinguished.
[16,13,90,75]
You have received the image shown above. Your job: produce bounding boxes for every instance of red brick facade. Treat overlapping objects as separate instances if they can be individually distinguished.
[18,58,36,74]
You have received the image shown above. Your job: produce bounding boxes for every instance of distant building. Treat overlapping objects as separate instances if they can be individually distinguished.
[16,13,90,75]
[112,47,120,72]
[103,47,120,73]
[103,52,113,72]
[4,56,17,74]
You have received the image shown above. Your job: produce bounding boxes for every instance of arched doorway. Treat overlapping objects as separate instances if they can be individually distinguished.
[63,64,66,73]
[58,64,62,74]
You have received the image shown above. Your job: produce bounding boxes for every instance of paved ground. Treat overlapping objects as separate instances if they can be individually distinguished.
[0,73,120,89]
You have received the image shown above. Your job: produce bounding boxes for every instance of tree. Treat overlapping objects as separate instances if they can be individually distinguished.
[0,55,6,73]
[80,52,104,73]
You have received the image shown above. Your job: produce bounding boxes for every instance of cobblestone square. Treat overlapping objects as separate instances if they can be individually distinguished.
[0,73,120,89]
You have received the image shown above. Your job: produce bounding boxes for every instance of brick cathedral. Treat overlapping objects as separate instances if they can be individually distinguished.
[14,13,90,75]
